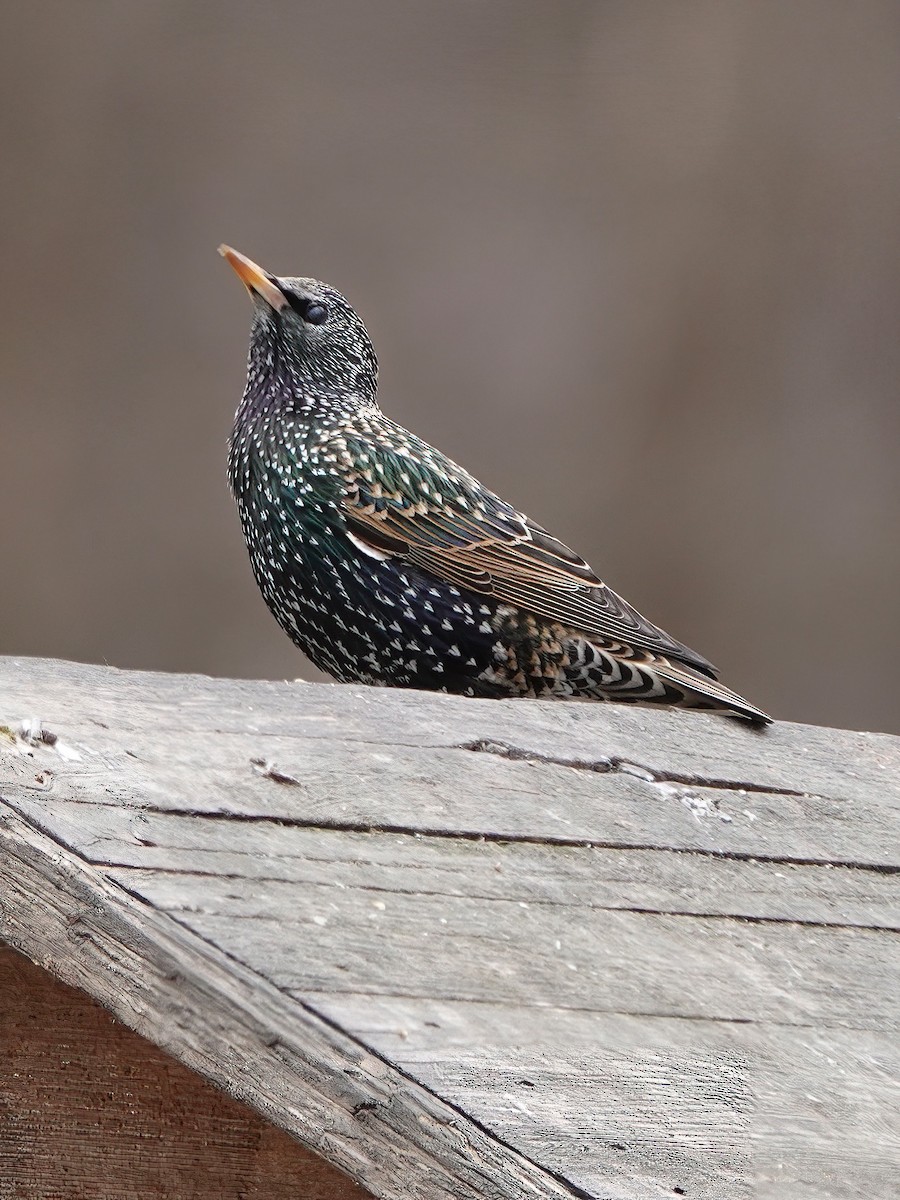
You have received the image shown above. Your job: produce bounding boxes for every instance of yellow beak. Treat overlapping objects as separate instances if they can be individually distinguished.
[218,245,288,311]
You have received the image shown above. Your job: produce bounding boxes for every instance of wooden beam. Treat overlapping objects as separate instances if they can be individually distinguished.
[1,656,898,1199]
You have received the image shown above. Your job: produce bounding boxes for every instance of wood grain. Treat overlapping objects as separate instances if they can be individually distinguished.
[0,943,371,1200]
[1,656,898,1199]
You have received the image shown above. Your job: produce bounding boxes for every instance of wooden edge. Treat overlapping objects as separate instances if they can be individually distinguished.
[0,805,587,1200]
[0,943,375,1199]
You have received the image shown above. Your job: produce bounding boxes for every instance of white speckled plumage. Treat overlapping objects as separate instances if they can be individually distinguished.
[220,246,770,723]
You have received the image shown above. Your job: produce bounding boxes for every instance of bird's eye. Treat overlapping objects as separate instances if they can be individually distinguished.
[304,303,328,325]
[285,292,329,325]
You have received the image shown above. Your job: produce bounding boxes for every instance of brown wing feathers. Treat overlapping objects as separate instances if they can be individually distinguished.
[341,483,718,679]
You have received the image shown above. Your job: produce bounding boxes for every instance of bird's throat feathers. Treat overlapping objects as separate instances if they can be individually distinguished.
[244,302,378,412]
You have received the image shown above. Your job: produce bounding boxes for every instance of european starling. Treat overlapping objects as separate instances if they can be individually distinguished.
[220,245,770,723]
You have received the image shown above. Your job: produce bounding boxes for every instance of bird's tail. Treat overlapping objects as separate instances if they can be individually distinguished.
[581,638,772,724]
[650,655,772,724]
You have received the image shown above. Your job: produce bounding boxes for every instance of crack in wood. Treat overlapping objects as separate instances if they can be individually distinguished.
[455,738,820,799]
[114,901,894,1038]
[292,989,831,1033]
[0,719,844,805]
[61,800,897,875]
[98,865,899,934]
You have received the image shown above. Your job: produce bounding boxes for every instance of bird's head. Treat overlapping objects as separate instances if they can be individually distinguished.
[219,245,378,404]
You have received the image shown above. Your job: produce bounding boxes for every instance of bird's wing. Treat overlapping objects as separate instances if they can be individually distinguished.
[338,436,717,677]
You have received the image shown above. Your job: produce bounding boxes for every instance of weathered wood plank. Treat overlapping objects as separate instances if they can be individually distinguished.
[11,796,898,929]
[106,868,896,1030]
[2,656,898,809]
[315,994,900,1200]
[2,657,898,871]
[0,807,584,1200]
[2,656,899,1200]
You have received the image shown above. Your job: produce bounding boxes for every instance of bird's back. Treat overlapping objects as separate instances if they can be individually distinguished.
[220,246,771,723]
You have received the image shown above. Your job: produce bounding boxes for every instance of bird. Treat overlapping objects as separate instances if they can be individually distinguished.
[219,245,771,724]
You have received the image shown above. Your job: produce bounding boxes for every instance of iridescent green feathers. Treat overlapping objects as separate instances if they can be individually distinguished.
[339,426,718,675]
[222,247,771,723]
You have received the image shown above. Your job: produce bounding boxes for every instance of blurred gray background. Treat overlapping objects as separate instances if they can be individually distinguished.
[2,1,898,732]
